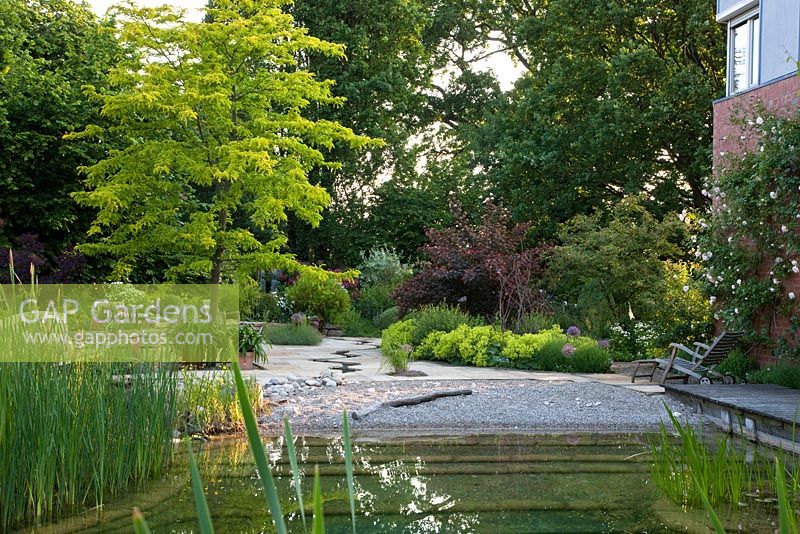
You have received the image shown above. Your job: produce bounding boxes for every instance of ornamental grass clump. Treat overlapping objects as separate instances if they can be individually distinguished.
[134,364,359,534]
[649,408,760,508]
[380,319,416,372]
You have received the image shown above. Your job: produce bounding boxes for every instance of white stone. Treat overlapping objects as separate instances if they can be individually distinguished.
[305,379,321,387]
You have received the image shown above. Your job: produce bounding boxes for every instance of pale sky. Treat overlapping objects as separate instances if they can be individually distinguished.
[88,0,524,90]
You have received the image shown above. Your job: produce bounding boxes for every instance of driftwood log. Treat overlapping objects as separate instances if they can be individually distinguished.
[351,388,473,420]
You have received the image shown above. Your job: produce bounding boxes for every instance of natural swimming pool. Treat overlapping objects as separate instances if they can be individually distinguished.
[49,433,781,533]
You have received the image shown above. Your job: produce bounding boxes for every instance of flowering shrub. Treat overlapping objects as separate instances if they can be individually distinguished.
[609,321,660,360]
[550,198,713,357]
[698,113,800,355]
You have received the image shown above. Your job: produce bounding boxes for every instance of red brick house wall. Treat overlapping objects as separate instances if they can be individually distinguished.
[712,73,800,364]
[713,74,800,170]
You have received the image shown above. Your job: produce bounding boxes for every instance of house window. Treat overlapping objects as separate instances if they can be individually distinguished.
[729,11,760,94]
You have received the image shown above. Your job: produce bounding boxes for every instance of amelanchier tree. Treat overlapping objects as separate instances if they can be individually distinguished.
[69,0,376,283]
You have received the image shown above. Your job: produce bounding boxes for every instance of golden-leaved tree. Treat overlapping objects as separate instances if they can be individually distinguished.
[69,0,377,282]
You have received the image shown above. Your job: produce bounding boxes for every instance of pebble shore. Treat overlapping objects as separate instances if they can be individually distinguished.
[258,378,699,434]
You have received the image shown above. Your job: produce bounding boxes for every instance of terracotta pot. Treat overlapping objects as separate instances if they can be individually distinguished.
[238,351,256,370]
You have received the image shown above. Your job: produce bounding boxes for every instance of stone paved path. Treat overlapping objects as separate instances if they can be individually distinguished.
[245,337,663,396]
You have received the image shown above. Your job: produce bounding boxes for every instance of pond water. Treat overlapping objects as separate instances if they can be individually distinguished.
[48,433,779,533]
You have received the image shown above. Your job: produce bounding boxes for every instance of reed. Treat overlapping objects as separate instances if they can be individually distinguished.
[650,406,800,534]
[188,443,214,534]
[0,362,177,531]
[649,410,755,507]
[777,457,799,534]
[342,410,357,533]
[284,417,307,528]
[312,465,325,534]
[177,370,264,435]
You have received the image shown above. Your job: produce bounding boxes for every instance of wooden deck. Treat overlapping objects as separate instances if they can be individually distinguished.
[664,384,800,452]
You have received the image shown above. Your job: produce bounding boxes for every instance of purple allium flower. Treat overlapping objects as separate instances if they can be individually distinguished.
[566,325,581,337]
[598,339,610,350]
[290,312,305,325]
[561,344,576,357]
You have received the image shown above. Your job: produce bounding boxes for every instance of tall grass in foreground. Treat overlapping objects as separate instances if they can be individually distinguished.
[135,361,357,533]
[0,363,177,531]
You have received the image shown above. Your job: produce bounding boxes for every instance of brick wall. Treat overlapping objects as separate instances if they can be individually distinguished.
[712,74,800,365]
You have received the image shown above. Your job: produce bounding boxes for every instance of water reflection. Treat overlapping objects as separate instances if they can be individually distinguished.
[44,433,781,533]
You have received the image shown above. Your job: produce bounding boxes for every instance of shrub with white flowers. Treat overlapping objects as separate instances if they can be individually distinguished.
[698,112,800,354]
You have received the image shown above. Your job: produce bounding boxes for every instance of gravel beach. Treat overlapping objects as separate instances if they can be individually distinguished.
[260,379,699,435]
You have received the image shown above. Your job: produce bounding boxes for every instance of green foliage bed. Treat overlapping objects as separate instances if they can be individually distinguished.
[380,306,612,374]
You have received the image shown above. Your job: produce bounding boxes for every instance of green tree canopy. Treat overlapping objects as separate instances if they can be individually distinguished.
[468,0,725,237]
[286,0,436,265]
[548,196,685,331]
[69,0,377,282]
[0,0,119,254]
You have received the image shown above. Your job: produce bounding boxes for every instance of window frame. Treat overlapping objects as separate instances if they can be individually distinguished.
[727,8,761,95]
